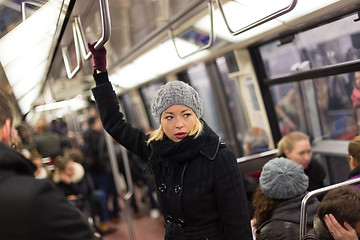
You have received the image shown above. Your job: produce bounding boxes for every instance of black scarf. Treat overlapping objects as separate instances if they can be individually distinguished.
[145,120,210,175]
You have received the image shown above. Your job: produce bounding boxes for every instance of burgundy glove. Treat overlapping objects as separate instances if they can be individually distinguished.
[87,42,107,72]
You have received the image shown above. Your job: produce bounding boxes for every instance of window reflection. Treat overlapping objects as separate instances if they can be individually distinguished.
[271,73,358,140]
[259,13,360,78]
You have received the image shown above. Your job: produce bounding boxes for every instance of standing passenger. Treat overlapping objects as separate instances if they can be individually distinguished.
[277,131,326,192]
[87,42,253,240]
[0,90,98,239]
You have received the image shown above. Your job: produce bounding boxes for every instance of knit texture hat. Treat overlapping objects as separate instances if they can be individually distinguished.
[260,157,309,199]
[151,81,203,123]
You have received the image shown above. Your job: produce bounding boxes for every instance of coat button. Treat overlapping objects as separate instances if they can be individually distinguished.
[174,185,182,194]
[177,218,184,227]
[158,183,166,192]
[166,215,173,223]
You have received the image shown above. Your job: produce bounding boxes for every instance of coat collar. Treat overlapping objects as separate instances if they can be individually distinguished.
[0,142,36,176]
[199,127,223,161]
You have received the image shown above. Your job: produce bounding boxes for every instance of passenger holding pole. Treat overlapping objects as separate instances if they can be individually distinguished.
[87,42,253,240]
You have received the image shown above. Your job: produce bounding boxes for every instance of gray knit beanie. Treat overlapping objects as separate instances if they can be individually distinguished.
[260,157,309,199]
[151,81,203,123]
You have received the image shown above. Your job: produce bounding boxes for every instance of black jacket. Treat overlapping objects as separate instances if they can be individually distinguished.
[0,142,95,240]
[92,72,253,240]
[256,193,319,240]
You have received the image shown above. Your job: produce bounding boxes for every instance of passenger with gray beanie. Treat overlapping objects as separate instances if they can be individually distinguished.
[252,157,319,240]
[87,42,253,240]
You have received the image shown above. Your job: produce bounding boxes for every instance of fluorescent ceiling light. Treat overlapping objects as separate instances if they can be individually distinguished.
[194,0,341,43]
[0,0,62,114]
[34,96,87,112]
[110,38,209,89]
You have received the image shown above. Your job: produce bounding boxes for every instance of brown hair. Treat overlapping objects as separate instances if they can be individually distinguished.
[53,156,73,172]
[348,136,360,164]
[252,186,283,229]
[277,131,309,156]
[317,186,360,232]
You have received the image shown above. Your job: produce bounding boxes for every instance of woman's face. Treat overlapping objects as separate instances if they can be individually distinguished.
[285,139,312,169]
[355,71,360,89]
[160,104,197,142]
[63,161,75,177]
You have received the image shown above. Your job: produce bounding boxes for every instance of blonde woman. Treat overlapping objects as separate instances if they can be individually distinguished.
[277,131,326,192]
[87,42,253,240]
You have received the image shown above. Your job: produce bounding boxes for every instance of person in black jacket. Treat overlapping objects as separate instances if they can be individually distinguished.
[0,89,97,239]
[87,42,253,240]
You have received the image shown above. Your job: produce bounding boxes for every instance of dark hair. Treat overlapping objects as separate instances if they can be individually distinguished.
[252,186,283,228]
[88,116,98,126]
[317,186,360,230]
[0,89,13,127]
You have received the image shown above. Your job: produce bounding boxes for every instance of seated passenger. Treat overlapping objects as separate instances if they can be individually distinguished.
[243,127,269,156]
[278,131,326,192]
[347,136,360,186]
[302,185,360,240]
[252,157,319,240]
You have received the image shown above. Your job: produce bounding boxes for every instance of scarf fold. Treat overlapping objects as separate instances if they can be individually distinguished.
[145,120,209,175]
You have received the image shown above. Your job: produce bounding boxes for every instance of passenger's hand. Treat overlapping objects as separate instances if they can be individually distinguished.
[324,214,359,240]
[87,42,107,72]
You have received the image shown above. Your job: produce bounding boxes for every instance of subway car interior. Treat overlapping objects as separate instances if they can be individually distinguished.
[1,0,360,239]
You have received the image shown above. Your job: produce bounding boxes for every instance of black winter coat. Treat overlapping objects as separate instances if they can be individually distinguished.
[256,193,319,240]
[92,72,253,240]
[0,142,95,240]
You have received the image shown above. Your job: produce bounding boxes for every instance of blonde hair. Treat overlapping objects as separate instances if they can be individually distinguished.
[277,131,309,156]
[147,117,203,145]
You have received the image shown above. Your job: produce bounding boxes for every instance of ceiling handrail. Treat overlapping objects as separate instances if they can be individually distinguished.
[61,22,81,79]
[216,0,297,36]
[168,0,214,59]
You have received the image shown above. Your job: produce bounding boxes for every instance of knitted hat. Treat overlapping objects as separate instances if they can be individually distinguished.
[151,81,203,123]
[260,157,309,199]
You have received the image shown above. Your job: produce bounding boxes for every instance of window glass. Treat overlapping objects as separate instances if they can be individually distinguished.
[271,73,356,140]
[187,63,224,137]
[139,78,166,129]
[259,13,360,78]
[215,55,248,143]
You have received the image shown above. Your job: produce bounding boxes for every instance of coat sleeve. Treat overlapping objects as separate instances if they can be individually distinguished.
[91,72,150,161]
[29,179,96,240]
[214,147,253,240]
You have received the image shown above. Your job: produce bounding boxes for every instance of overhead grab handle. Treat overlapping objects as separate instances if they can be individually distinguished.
[168,0,214,59]
[216,0,297,36]
[74,0,111,59]
[21,1,43,21]
[61,22,81,79]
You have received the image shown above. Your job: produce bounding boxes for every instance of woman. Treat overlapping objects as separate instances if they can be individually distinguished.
[277,131,326,192]
[252,157,319,240]
[87,42,252,240]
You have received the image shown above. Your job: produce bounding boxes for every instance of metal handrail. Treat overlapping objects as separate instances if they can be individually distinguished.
[104,130,136,240]
[74,16,92,60]
[215,0,298,36]
[299,178,360,239]
[75,0,111,52]
[168,0,214,59]
[61,22,81,79]
[21,1,43,20]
